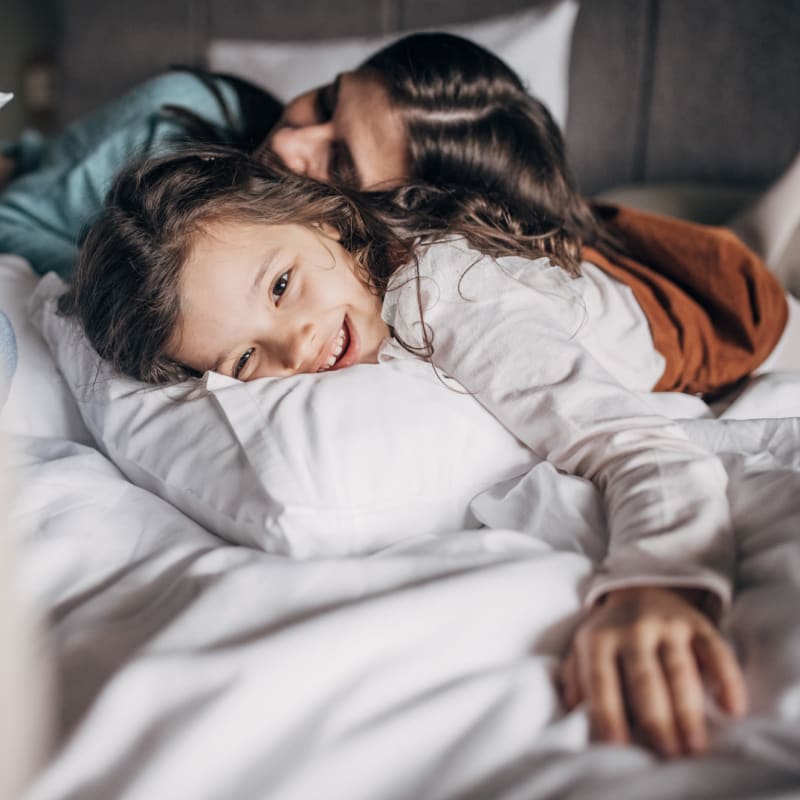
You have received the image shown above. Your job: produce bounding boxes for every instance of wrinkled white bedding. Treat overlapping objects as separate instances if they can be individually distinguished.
[9,372,800,800]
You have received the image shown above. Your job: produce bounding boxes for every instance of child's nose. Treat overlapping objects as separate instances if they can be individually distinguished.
[277,322,318,374]
[269,123,334,182]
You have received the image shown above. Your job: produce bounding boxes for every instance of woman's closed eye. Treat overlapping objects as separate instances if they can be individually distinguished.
[315,80,339,123]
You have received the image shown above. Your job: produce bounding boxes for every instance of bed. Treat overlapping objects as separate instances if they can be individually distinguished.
[3,2,800,798]
[3,263,800,799]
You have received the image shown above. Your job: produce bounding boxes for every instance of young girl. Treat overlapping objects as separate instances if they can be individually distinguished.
[62,140,800,759]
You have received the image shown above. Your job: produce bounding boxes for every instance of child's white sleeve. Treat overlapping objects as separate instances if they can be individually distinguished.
[385,241,734,614]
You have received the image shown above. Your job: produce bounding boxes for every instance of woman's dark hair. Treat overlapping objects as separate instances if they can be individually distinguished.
[362,32,608,273]
[60,147,413,384]
[162,67,283,152]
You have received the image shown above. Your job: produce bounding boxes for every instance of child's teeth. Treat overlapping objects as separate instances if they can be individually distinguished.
[319,326,347,371]
[331,327,345,358]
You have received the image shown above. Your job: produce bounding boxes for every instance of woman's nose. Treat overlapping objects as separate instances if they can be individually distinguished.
[269,124,333,181]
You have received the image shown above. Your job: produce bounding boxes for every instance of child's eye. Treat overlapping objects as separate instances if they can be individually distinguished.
[233,347,254,379]
[272,271,290,301]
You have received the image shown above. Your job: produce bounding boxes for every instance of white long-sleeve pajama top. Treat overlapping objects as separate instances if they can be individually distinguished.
[381,238,733,611]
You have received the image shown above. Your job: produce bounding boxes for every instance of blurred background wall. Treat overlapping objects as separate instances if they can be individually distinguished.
[0,0,59,140]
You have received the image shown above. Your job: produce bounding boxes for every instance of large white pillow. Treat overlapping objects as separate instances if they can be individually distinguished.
[207,0,579,129]
[0,256,91,442]
[30,273,537,557]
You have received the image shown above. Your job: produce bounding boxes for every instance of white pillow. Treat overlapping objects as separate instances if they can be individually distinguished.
[207,0,579,129]
[30,273,537,557]
[0,256,91,443]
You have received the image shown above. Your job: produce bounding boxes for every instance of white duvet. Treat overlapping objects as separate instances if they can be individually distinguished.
[8,370,800,799]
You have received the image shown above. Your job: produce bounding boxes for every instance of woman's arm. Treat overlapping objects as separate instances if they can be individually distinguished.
[0,72,260,276]
[0,155,14,190]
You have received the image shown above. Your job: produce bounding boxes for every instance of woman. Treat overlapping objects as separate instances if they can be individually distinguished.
[2,32,798,275]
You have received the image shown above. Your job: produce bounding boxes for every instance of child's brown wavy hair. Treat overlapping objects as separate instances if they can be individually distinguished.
[60,147,413,384]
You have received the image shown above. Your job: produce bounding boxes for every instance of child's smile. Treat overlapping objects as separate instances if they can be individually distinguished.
[169,220,389,380]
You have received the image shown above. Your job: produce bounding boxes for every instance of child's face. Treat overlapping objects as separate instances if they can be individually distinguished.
[169,220,389,381]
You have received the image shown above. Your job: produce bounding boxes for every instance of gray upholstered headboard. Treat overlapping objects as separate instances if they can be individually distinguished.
[54,0,800,195]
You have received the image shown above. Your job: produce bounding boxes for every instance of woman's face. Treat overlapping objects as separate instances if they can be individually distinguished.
[169,220,389,381]
[264,69,408,189]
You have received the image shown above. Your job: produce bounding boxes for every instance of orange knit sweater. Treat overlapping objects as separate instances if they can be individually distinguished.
[583,204,788,397]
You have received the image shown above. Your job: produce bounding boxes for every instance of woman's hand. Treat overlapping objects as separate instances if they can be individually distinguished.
[559,586,747,758]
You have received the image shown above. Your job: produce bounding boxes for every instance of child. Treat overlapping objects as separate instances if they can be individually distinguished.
[64,143,800,758]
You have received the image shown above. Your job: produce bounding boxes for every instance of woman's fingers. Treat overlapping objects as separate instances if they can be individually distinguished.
[693,631,748,717]
[660,638,708,754]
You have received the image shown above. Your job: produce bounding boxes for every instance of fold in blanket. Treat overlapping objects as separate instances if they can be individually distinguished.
[585,204,788,397]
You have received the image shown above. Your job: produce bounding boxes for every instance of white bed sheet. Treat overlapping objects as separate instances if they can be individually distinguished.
[9,373,800,799]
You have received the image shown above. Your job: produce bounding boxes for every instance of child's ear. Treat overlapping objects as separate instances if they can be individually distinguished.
[315,222,342,241]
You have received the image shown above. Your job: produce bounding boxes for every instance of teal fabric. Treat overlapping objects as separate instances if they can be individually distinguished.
[0,72,246,277]
[0,129,46,175]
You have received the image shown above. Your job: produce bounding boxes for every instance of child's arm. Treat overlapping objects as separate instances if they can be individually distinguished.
[560,586,746,756]
[385,240,744,754]
[387,241,735,608]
